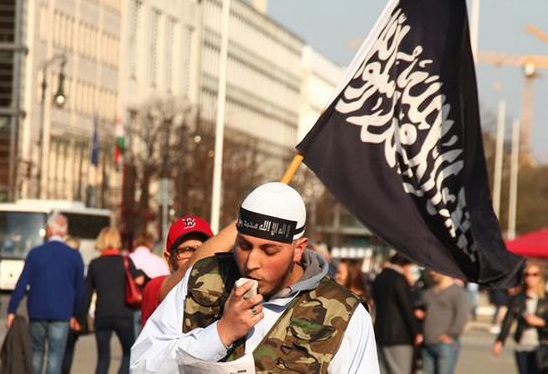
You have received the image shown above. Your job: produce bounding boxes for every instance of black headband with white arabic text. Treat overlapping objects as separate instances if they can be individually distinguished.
[236,207,304,243]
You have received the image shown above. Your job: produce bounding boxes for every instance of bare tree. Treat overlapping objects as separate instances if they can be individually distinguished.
[177,123,266,229]
[124,98,275,239]
[125,97,196,236]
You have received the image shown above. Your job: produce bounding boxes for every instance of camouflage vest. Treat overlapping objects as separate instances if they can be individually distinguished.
[183,253,360,373]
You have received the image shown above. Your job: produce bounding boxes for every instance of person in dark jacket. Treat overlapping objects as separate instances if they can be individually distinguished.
[493,263,548,374]
[82,227,143,374]
[0,314,33,374]
[372,253,422,374]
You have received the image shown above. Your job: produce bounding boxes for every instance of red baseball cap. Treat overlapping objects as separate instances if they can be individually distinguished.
[166,216,214,252]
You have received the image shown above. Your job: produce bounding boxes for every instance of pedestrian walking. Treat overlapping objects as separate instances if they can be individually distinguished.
[140,215,213,326]
[7,213,85,374]
[372,253,422,374]
[131,182,379,373]
[82,227,143,374]
[492,263,548,374]
[417,270,469,374]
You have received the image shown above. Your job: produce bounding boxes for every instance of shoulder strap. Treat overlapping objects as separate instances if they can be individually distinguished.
[215,253,240,309]
[183,254,241,333]
[122,255,129,273]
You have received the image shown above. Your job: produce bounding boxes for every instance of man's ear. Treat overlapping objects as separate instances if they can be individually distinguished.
[163,250,172,267]
[293,237,309,263]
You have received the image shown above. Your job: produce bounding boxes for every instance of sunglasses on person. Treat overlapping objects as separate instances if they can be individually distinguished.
[524,272,540,277]
[171,246,199,260]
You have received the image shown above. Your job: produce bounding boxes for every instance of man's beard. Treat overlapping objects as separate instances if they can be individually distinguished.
[263,261,295,301]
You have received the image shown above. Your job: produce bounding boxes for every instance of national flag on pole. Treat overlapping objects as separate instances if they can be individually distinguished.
[91,114,99,167]
[114,115,125,172]
[296,0,524,287]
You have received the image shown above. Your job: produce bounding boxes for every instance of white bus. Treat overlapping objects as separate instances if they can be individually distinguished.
[0,200,112,290]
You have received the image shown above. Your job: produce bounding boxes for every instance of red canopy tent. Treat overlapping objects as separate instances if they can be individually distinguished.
[506,229,548,258]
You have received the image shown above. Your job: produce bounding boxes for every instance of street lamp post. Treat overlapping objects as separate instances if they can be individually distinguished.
[37,53,67,199]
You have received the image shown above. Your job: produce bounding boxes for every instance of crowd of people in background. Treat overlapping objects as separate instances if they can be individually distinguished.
[2,212,218,374]
[326,249,548,374]
[1,183,546,374]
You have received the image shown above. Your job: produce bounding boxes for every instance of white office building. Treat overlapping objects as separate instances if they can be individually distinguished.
[18,0,122,204]
[13,0,343,214]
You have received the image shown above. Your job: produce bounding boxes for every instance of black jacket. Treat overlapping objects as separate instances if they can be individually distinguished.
[372,267,420,345]
[0,315,33,374]
[496,292,548,345]
[82,254,141,320]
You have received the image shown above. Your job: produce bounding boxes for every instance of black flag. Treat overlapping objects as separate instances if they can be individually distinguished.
[297,0,524,287]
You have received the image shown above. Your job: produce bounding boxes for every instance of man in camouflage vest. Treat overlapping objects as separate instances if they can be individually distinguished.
[131,182,379,373]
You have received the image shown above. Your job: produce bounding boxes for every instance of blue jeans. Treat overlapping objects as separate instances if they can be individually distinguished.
[422,340,460,374]
[94,317,134,374]
[29,320,70,374]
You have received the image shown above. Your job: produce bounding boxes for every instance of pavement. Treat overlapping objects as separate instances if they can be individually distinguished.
[0,292,518,374]
[455,314,516,374]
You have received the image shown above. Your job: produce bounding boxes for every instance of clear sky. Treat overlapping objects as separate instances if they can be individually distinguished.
[267,0,548,163]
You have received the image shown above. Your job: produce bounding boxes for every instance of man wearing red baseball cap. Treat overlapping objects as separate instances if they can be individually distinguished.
[140,216,213,326]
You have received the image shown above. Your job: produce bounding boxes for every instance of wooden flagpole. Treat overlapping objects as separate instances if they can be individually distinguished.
[280,154,304,184]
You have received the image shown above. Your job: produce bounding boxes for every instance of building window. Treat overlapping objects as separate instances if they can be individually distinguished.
[90,27,97,61]
[165,17,176,92]
[75,22,80,55]
[128,0,141,79]
[83,24,89,57]
[39,5,48,41]
[149,8,161,86]
[66,17,73,51]
[81,83,87,116]
[59,13,65,48]
[182,25,194,97]
[53,11,60,46]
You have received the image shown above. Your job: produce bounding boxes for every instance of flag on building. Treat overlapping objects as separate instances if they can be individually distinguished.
[91,114,99,167]
[114,115,125,172]
[296,0,524,287]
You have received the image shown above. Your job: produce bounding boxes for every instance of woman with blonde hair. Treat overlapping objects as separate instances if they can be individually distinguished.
[493,262,548,374]
[82,227,142,374]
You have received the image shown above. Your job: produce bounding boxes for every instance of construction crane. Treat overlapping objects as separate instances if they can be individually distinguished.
[525,24,548,45]
[477,24,548,163]
[476,51,548,162]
